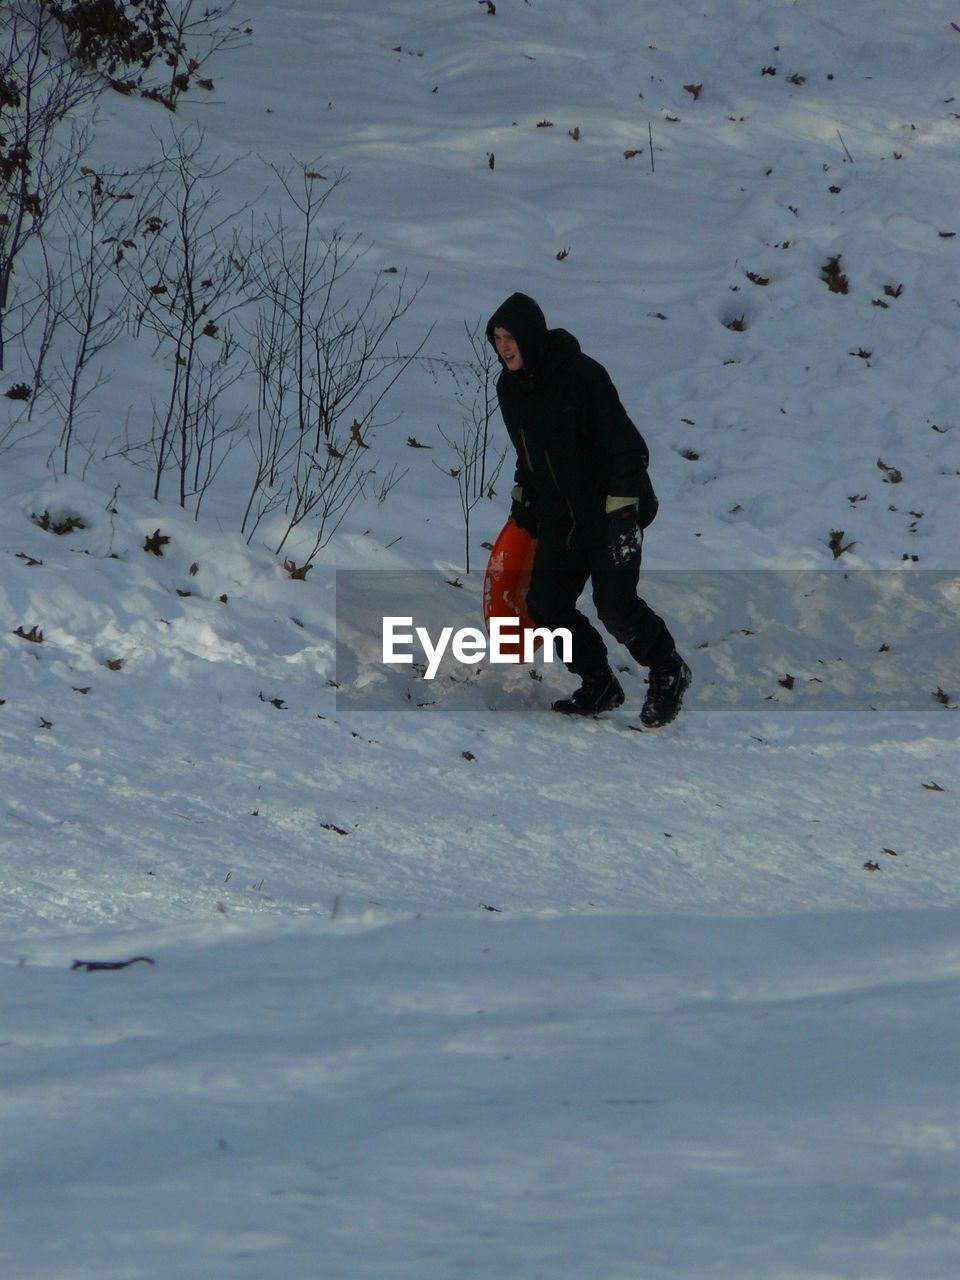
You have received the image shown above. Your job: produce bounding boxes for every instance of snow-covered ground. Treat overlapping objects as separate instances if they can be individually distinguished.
[1,2,958,1277]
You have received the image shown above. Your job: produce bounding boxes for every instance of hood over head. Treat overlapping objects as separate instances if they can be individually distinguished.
[486,293,549,372]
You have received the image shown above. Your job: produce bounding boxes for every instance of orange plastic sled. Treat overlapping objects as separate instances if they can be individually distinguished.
[482,517,542,659]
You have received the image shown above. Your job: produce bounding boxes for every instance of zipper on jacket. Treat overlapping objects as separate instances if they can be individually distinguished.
[519,428,535,476]
[544,448,578,550]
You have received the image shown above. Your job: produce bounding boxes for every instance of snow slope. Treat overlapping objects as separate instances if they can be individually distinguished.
[1,2,958,1277]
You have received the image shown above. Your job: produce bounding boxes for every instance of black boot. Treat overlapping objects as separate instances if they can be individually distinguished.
[640,653,691,727]
[552,667,625,716]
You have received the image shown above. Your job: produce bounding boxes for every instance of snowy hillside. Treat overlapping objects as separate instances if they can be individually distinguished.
[1,3,958,1277]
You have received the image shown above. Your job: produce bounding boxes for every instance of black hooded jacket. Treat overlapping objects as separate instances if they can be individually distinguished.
[486,293,657,549]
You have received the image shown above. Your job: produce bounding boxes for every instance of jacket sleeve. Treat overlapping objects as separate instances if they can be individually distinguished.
[583,360,659,527]
[512,453,539,503]
[497,377,539,505]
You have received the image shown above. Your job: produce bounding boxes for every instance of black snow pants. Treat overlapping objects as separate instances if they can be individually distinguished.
[525,533,676,679]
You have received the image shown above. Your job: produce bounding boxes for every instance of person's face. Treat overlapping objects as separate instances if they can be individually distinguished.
[494,327,524,371]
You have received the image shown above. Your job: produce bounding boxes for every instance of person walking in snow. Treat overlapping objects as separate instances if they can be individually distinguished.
[486,292,690,727]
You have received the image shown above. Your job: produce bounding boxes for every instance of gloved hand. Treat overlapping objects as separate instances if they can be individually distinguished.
[607,505,641,565]
[510,487,538,536]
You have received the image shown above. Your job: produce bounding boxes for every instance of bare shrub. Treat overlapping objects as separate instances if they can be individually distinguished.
[115,127,250,510]
[240,161,428,562]
[50,1,250,111]
[430,319,506,573]
[0,1,99,368]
